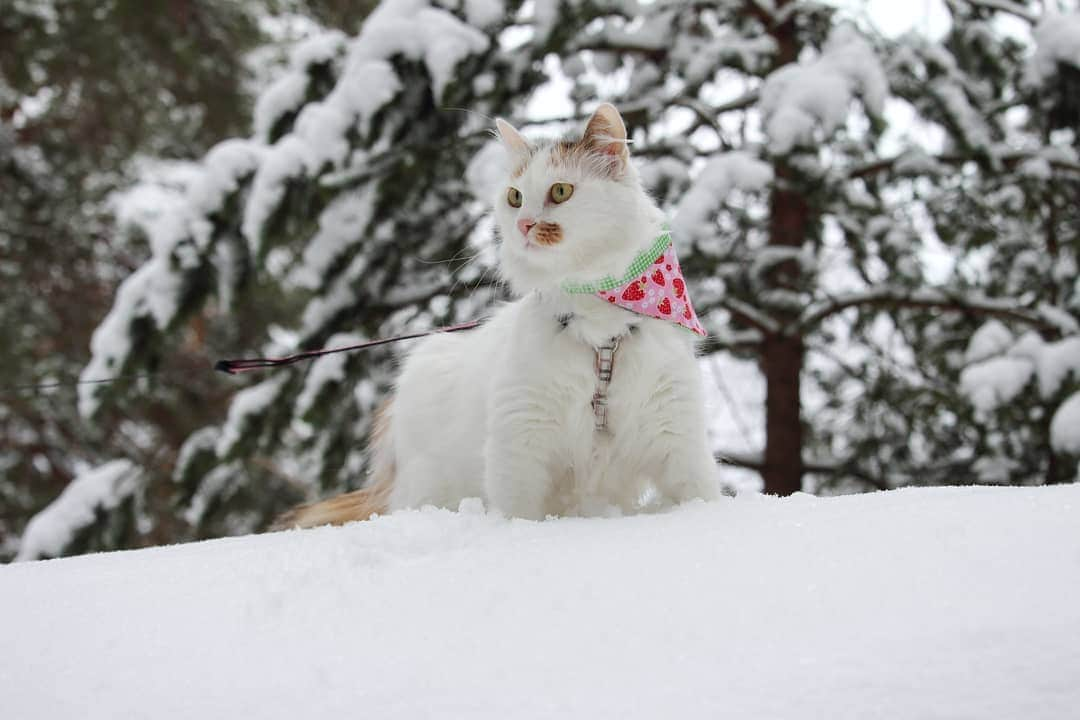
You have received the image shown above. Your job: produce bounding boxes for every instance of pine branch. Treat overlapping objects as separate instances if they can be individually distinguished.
[700,328,765,351]
[953,0,1037,23]
[795,287,1065,336]
[849,149,1080,180]
[719,297,781,334]
[715,449,891,491]
[573,40,667,63]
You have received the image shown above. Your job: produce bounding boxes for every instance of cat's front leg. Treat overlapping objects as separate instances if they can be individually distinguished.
[482,395,561,520]
[654,442,722,505]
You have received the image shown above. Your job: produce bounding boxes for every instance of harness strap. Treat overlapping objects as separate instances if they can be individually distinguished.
[591,336,621,433]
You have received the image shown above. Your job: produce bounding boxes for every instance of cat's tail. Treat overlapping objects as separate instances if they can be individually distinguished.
[269,399,395,531]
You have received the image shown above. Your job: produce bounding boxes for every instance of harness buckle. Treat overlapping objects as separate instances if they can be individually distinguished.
[592,336,621,433]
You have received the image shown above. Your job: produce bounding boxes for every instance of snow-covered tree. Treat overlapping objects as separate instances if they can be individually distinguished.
[0,0,378,560]
[18,0,1080,559]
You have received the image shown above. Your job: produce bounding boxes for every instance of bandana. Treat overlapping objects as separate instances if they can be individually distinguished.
[561,229,706,337]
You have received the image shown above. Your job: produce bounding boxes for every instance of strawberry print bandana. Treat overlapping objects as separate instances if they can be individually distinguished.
[561,229,706,337]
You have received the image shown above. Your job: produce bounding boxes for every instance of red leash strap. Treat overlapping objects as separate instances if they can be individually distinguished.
[214,320,483,375]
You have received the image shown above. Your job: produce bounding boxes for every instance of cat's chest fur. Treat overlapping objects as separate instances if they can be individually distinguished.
[494,292,694,426]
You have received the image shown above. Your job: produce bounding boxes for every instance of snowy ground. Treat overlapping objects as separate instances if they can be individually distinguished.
[2,485,1079,719]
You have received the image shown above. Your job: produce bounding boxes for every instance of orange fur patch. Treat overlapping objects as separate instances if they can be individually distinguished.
[511,125,625,182]
[534,221,563,246]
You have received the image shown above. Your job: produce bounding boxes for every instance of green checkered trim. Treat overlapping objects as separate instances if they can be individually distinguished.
[561,229,673,295]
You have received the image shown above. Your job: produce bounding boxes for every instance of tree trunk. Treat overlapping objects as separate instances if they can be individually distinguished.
[760,2,808,495]
[761,332,804,495]
[761,162,808,495]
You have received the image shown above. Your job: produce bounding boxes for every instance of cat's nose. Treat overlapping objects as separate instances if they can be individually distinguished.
[517,218,536,237]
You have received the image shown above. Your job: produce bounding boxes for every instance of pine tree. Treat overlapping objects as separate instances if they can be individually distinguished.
[1,0,378,559]
[17,0,1079,559]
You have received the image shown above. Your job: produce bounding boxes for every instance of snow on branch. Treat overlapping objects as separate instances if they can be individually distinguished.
[795,287,1067,336]
[81,1,498,419]
[1027,9,1080,85]
[759,24,887,155]
[673,151,773,246]
[849,146,1080,180]
[15,460,143,561]
[1050,393,1080,455]
[718,297,781,334]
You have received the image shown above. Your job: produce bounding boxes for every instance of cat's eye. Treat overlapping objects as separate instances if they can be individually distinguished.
[507,187,523,208]
[549,182,574,204]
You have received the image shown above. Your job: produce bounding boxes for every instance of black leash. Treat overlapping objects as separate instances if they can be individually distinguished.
[214,320,483,375]
[2,321,484,397]
[0,372,161,399]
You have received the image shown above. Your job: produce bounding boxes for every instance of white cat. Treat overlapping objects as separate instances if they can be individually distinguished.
[274,104,719,528]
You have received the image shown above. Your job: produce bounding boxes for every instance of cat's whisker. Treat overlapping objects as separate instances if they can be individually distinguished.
[446,250,490,298]
[416,246,484,268]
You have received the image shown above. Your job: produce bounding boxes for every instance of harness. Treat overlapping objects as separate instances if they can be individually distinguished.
[556,312,631,434]
[591,336,620,433]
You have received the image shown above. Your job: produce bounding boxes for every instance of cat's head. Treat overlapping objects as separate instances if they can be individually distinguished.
[492,104,657,295]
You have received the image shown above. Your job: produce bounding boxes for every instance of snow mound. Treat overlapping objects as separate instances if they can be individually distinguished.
[3,486,1079,719]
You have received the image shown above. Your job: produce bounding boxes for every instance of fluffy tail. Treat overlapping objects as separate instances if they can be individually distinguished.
[269,399,395,530]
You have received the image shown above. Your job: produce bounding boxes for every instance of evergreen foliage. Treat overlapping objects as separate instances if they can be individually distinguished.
[10,0,1080,559]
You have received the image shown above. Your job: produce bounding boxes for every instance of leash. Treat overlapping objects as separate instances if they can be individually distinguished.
[214,320,483,375]
[1,321,485,397]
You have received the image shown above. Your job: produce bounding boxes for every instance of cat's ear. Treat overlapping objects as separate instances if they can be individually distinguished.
[495,118,530,157]
[582,103,629,162]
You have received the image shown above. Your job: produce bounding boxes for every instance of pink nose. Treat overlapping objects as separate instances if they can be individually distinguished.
[517,218,536,237]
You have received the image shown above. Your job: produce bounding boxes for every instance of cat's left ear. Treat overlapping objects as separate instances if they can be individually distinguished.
[582,103,629,163]
[495,118,530,157]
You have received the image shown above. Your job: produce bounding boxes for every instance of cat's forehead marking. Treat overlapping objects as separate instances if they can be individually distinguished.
[511,138,591,180]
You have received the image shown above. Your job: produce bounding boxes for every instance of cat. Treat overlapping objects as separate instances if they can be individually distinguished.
[273,103,720,528]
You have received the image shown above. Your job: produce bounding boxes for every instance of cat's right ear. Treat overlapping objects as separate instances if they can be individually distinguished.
[495,118,530,157]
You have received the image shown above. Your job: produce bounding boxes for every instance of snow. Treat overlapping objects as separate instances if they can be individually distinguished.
[252,30,347,141]
[963,319,1014,364]
[1027,10,1080,85]
[464,0,505,27]
[242,135,309,252]
[1005,332,1080,400]
[759,24,887,155]
[295,332,365,416]
[331,59,401,136]
[289,29,347,70]
[931,79,993,153]
[188,139,264,216]
[673,151,773,244]
[959,355,1034,413]
[14,460,142,562]
[1050,393,1080,455]
[243,1,487,251]
[254,71,309,141]
[3,486,1080,718]
[299,253,370,334]
[78,259,185,418]
[353,0,489,101]
[291,188,375,288]
[673,28,777,85]
[215,375,290,458]
[78,138,266,418]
